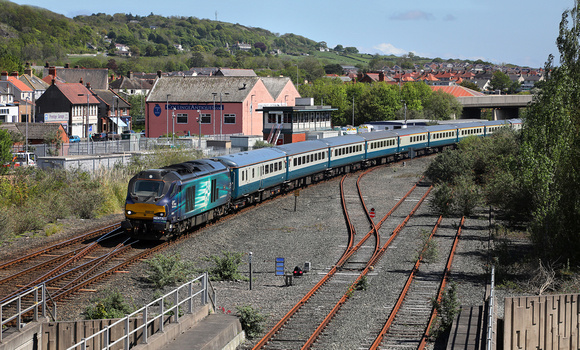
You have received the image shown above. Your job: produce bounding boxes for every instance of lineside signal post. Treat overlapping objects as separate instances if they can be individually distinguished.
[294,189,300,211]
[370,207,375,219]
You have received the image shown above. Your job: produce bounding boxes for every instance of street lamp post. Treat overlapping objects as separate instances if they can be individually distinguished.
[197,110,201,148]
[172,108,176,147]
[166,94,171,138]
[212,93,217,136]
[352,95,354,126]
[401,100,407,126]
[78,93,90,139]
[116,96,120,134]
[219,92,229,137]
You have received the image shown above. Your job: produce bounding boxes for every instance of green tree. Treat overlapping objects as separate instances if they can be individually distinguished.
[489,70,512,93]
[424,90,463,120]
[0,129,13,174]
[459,80,481,92]
[518,0,580,263]
[298,57,325,83]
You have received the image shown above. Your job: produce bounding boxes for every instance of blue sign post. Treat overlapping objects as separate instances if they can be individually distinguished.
[275,257,285,276]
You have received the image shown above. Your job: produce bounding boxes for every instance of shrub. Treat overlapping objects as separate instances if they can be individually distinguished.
[430,183,454,217]
[205,251,248,281]
[355,276,369,291]
[430,282,459,336]
[236,305,266,339]
[84,290,134,319]
[145,254,195,288]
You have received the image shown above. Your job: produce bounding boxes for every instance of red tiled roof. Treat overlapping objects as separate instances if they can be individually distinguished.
[7,76,32,92]
[57,83,100,104]
[430,85,484,97]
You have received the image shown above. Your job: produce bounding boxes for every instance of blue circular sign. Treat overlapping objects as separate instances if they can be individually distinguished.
[153,104,161,117]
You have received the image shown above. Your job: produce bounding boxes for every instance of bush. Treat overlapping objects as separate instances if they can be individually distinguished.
[84,290,134,319]
[430,282,459,337]
[236,305,266,339]
[205,251,248,281]
[145,254,195,288]
[430,183,454,217]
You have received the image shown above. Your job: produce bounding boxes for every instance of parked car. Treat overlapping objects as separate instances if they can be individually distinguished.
[122,130,136,134]
[107,132,121,140]
[69,135,81,143]
[91,132,107,141]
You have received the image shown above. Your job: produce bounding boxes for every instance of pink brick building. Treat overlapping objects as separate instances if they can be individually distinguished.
[145,76,300,138]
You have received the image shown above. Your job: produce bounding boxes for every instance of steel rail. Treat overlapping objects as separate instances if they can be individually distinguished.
[417,216,465,350]
[252,178,427,350]
[369,215,443,349]
[301,185,432,349]
[0,223,120,270]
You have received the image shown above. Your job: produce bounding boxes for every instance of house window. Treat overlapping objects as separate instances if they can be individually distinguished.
[176,113,188,124]
[200,114,211,124]
[224,114,236,124]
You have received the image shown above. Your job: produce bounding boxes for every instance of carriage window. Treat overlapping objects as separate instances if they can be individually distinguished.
[242,171,245,181]
[294,158,297,167]
[314,153,318,161]
[274,162,278,172]
[310,154,314,162]
[252,168,255,178]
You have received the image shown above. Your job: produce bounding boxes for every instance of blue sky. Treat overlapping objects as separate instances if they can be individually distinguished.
[11,0,574,68]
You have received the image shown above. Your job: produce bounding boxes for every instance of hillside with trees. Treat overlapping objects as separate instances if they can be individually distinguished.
[0,0,496,78]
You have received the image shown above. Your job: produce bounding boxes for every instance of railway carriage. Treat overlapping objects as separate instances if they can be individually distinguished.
[427,125,459,150]
[397,127,430,156]
[326,135,366,173]
[507,119,523,131]
[123,159,231,238]
[457,121,486,140]
[360,130,399,165]
[483,120,511,136]
[216,148,287,207]
[276,140,330,186]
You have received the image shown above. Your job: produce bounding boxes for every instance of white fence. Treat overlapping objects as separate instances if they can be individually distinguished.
[67,273,215,350]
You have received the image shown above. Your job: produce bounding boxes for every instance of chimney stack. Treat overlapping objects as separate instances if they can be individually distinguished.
[157,70,162,78]
[48,67,57,77]
[10,71,18,78]
[128,71,133,79]
[1,71,8,81]
[65,63,70,68]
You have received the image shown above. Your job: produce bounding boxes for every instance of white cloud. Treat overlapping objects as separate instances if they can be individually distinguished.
[373,43,408,56]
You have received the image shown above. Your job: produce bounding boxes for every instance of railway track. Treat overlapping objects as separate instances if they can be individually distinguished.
[252,166,432,350]
[251,161,471,349]
[0,222,193,326]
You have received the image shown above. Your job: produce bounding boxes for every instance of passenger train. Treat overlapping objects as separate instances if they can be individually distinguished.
[122,119,522,239]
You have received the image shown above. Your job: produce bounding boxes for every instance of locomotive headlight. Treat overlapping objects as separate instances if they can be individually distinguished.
[126,210,134,215]
[155,212,165,217]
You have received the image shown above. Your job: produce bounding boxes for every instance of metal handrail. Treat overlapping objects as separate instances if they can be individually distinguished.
[67,273,212,350]
[0,283,51,343]
[486,266,495,350]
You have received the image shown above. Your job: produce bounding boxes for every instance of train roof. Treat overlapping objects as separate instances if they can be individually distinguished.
[215,147,287,168]
[394,126,429,136]
[456,121,486,129]
[274,139,329,156]
[485,120,513,127]
[321,134,366,147]
[358,130,399,141]
[425,124,460,132]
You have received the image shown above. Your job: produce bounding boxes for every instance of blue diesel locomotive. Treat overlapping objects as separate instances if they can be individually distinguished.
[123,119,521,239]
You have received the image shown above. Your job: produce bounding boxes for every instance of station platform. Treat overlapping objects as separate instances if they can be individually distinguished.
[157,313,245,350]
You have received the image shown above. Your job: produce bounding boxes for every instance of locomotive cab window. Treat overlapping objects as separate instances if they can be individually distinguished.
[134,180,164,197]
